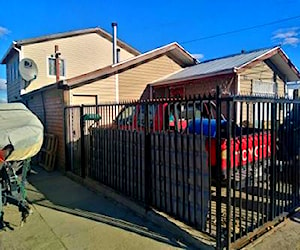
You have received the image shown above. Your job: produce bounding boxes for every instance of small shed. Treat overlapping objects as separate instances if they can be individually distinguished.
[150,46,300,98]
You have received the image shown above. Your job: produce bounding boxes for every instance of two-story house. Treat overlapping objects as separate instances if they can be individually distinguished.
[0,27,197,171]
[0,27,140,102]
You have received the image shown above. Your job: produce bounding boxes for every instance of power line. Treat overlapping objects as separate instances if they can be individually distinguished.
[181,15,300,44]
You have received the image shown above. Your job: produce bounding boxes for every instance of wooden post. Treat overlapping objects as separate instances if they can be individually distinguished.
[55,45,60,82]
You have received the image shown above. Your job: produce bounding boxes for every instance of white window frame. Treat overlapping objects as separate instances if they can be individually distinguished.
[252,80,276,96]
[47,57,66,79]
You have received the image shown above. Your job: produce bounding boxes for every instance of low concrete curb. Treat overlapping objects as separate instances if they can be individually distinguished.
[65,171,215,250]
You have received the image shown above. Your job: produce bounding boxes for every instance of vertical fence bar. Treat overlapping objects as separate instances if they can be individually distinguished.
[192,99,197,228]
[208,100,212,234]
[239,102,243,239]
[251,103,255,230]
[152,103,157,206]
[185,101,190,223]
[199,100,204,230]
[226,99,232,249]
[287,102,292,211]
[257,101,261,226]
[64,107,70,172]
[270,102,276,220]
[266,102,270,221]
[80,105,86,178]
[158,103,162,208]
[144,103,152,209]
[163,103,167,212]
[262,102,266,225]
[275,102,280,213]
[232,101,237,242]
[168,103,174,215]
[178,101,185,219]
[216,87,223,250]
[245,103,250,234]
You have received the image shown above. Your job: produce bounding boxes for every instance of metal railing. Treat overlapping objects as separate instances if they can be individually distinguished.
[64,90,300,249]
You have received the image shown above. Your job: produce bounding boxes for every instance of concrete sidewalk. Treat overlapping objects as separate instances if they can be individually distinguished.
[0,167,188,250]
[244,210,300,250]
[1,166,299,250]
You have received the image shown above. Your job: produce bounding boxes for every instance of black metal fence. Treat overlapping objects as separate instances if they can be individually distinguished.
[65,91,300,249]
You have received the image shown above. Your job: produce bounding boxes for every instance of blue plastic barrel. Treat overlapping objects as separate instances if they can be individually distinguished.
[188,118,226,137]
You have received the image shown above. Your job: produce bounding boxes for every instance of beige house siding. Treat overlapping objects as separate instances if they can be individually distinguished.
[239,61,286,126]
[22,33,135,94]
[69,55,183,104]
[25,88,65,170]
[277,77,285,96]
[119,55,182,100]
[70,76,116,105]
[239,61,285,96]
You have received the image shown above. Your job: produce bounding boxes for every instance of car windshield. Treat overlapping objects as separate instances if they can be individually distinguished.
[173,101,216,120]
[117,106,136,125]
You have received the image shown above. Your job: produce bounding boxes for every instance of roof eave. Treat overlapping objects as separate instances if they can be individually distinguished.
[235,46,300,81]
[169,42,198,66]
[235,46,280,72]
[0,42,16,64]
[67,42,197,88]
[15,27,140,56]
[21,80,66,97]
[277,48,300,81]
[151,68,235,87]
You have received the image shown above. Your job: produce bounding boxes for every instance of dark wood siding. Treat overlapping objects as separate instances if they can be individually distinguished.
[24,88,65,171]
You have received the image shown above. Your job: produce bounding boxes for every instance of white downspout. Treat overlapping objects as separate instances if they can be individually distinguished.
[112,23,119,103]
[13,42,24,98]
[236,74,241,125]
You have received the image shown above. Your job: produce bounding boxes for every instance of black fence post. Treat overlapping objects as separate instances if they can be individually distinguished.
[270,102,276,220]
[226,99,232,249]
[80,105,86,178]
[64,107,70,172]
[144,102,152,209]
[216,86,223,249]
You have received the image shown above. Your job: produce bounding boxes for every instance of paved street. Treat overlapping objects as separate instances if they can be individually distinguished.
[0,167,186,250]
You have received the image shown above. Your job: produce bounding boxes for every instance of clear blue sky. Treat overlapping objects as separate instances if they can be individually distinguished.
[1,0,300,101]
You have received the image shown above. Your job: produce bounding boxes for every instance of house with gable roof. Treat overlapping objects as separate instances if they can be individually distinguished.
[150,46,300,98]
[1,27,196,170]
[1,27,140,102]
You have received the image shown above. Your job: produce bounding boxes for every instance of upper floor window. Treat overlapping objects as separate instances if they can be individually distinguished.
[48,58,65,77]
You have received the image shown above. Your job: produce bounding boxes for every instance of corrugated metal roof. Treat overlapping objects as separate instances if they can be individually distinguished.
[159,47,275,82]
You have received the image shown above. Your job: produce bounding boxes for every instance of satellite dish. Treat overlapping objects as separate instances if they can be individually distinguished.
[19,58,38,82]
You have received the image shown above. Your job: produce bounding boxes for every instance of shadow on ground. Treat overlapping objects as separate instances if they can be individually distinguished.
[290,211,300,224]
[27,166,195,249]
